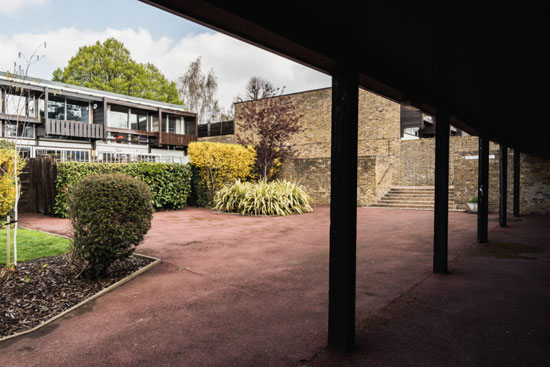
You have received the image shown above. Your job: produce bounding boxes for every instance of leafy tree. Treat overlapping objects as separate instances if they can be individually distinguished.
[236,78,302,179]
[177,57,221,124]
[53,38,181,104]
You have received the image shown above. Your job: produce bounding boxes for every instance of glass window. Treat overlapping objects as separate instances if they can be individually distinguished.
[108,132,129,144]
[151,115,159,132]
[185,117,195,136]
[129,109,149,131]
[5,123,34,138]
[168,115,183,134]
[108,105,129,129]
[5,94,26,116]
[66,99,90,123]
[130,135,148,145]
[35,149,62,160]
[27,96,36,117]
[48,96,65,120]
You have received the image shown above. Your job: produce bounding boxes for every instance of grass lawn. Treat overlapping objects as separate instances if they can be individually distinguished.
[0,228,71,265]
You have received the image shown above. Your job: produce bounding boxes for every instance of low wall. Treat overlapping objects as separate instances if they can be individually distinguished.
[198,135,236,144]
[278,156,377,206]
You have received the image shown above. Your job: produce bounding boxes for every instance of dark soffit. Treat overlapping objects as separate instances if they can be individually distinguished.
[141,0,550,156]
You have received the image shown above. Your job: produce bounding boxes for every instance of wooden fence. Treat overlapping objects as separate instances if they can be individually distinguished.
[19,157,57,215]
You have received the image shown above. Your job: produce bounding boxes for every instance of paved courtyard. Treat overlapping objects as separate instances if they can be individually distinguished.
[3,207,549,366]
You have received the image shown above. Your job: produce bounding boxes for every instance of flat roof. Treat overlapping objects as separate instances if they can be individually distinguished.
[0,71,192,114]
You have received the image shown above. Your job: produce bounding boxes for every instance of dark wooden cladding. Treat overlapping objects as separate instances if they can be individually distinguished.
[198,120,234,137]
[106,127,157,136]
[0,113,41,124]
[46,119,103,139]
[19,157,57,215]
[150,133,197,147]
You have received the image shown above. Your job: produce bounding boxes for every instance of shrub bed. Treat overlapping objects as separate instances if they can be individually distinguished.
[188,142,256,207]
[55,162,192,217]
[214,179,312,216]
[68,173,153,279]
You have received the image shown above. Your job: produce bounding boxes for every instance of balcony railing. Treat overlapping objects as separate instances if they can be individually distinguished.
[46,119,103,139]
[151,132,197,147]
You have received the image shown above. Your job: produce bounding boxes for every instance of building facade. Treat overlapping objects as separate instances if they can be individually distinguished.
[0,71,197,163]
[213,87,550,214]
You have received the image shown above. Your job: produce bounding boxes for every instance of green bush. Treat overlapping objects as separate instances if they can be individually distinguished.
[55,162,192,217]
[188,142,256,207]
[214,179,313,216]
[68,173,153,279]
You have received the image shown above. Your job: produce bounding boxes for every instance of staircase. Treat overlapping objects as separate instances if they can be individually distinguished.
[371,186,459,211]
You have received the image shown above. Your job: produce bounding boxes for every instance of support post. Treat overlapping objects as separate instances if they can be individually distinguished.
[499,145,508,227]
[328,67,358,353]
[477,137,489,243]
[433,111,449,274]
[513,149,520,217]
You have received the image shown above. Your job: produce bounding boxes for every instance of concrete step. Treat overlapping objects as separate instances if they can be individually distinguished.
[379,199,456,205]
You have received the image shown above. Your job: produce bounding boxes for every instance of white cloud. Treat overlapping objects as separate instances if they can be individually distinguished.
[0,27,330,111]
[0,0,48,16]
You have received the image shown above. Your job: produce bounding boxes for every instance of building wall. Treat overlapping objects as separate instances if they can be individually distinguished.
[198,135,236,144]
[233,88,550,214]
[278,156,376,206]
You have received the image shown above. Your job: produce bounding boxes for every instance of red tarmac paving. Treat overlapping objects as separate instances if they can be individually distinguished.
[4,207,550,366]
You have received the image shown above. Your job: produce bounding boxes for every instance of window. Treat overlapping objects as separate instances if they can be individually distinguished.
[35,149,90,162]
[151,115,159,132]
[167,115,183,134]
[108,132,130,144]
[5,123,35,138]
[129,109,149,131]
[27,96,36,118]
[66,99,90,123]
[4,94,26,116]
[108,105,129,129]
[185,117,195,136]
[48,96,65,120]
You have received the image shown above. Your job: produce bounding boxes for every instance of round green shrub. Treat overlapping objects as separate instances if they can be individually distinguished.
[68,173,153,279]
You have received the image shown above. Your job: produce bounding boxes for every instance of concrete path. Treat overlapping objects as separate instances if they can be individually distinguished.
[3,208,549,366]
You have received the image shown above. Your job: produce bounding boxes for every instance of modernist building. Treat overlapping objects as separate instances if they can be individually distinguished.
[0,71,197,163]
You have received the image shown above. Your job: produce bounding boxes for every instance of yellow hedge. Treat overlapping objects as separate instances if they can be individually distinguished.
[0,142,26,217]
[188,142,256,205]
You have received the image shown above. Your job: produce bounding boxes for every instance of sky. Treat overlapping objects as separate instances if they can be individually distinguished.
[0,0,330,112]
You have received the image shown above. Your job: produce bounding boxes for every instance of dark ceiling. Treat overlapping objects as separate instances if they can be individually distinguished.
[142,0,549,155]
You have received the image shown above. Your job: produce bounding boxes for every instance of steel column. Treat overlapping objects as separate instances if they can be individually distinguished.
[328,67,358,353]
[477,137,489,243]
[433,111,449,273]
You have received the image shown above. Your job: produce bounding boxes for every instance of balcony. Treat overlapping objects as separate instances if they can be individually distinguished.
[150,132,197,147]
[46,119,103,139]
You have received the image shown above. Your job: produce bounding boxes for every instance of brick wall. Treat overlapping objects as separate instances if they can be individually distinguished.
[278,156,376,206]
[520,153,550,214]
[233,88,550,214]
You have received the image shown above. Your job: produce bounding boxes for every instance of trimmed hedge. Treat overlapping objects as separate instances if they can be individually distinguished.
[55,162,192,217]
[68,173,153,279]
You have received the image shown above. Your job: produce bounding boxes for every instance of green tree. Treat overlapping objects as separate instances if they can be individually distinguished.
[53,38,181,104]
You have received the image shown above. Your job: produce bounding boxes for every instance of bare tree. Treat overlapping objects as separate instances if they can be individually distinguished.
[2,42,46,266]
[177,57,221,124]
[245,76,279,100]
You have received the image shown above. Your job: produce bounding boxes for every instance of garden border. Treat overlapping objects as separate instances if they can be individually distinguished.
[0,251,161,342]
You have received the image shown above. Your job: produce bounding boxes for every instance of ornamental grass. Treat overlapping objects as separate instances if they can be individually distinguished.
[214,179,312,216]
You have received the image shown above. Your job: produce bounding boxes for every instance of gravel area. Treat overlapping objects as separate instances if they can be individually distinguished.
[0,254,153,338]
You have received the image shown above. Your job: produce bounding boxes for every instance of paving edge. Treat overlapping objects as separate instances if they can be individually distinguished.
[0,252,161,343]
